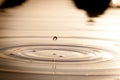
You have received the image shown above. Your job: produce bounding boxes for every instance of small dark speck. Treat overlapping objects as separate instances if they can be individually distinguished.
[59,56,63,57]
[53,53,56,55]
[10,53,14,55]
[87,19,95,23]
[32,50,36,52]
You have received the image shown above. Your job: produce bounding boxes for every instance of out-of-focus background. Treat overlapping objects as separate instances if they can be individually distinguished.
[0,0,120,39]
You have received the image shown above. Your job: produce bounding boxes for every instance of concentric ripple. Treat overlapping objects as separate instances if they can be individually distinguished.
[1,44,113,63]
[0,36,120,76]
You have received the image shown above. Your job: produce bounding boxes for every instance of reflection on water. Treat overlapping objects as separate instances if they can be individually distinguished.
[1,0,120,80]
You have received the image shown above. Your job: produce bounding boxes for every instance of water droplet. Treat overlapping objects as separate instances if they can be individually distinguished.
[10,53,14,55]
[32,50,36,52]
[53,36,58,41]
[59,56,63,57]
[87,19,95,23]
[87,19,95,26]
[53,53,56,55]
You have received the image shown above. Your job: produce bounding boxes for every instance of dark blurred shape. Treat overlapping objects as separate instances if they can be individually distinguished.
[0,0,27,9]
[73,0,111,17]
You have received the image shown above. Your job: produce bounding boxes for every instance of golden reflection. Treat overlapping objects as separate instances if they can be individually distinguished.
[111,0,120,7]
[1,0,120,80]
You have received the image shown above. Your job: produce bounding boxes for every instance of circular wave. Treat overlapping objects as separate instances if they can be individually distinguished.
[2,44,113,63]
[0,36,120,77]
